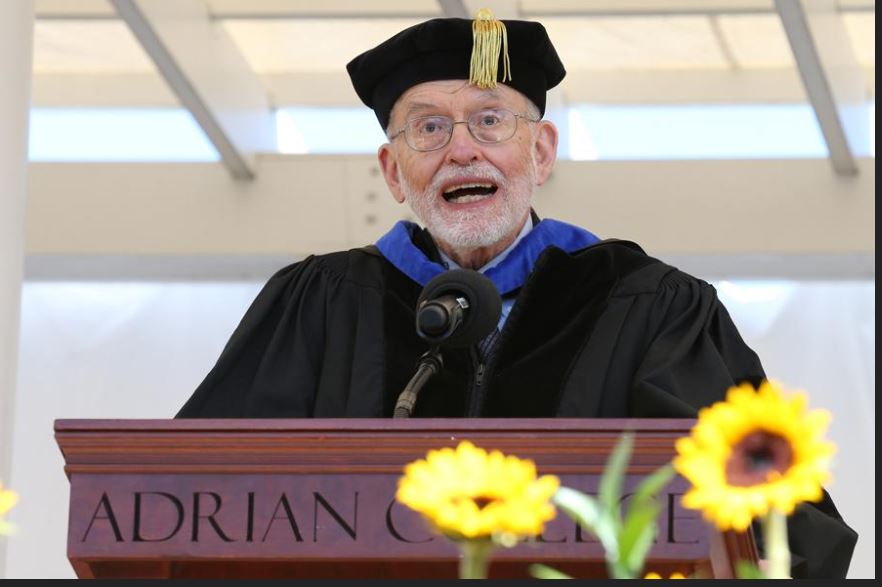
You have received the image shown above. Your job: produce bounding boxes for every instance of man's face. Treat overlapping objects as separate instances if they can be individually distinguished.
[378,80,558,253]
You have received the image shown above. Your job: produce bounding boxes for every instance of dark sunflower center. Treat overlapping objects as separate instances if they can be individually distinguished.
[725,430,794,487]
[458,496,498,510]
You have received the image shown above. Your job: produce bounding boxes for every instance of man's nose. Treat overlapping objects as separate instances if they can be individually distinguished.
[444,122,482,165]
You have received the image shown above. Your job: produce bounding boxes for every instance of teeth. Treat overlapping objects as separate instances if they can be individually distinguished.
[443,183,494,194]
[448,194,490,204]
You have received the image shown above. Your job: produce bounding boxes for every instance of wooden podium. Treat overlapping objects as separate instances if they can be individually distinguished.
[55,419,757,579]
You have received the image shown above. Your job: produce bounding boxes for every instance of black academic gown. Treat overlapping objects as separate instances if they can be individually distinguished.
[176,230,856,578]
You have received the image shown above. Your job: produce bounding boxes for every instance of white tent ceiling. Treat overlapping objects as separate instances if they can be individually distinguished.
[31,0,874,104]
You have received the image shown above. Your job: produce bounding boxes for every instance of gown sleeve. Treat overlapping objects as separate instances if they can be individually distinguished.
[628,270,765,417]
[628,269,857,578]
[175,258,330,418]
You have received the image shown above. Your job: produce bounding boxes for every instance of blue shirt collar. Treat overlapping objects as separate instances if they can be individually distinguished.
[375,217,600,295]
[438,216,534,273]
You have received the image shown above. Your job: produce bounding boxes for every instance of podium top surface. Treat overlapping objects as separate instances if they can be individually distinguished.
[55,417,697,475]
[55,417,695,432]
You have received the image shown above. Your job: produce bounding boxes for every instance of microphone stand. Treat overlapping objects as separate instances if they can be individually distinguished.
[393,347,443,418]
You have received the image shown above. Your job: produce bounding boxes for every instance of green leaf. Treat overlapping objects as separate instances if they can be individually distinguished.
[614,463,675,576]
[553,486,602,531]
[619,501,662,575]
[630,464,675,515]
[599,433,634,530]
[736,560,767,579]
[529,563,574,579]
[552,487,618,558]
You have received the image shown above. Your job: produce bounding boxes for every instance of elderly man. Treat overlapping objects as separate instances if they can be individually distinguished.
[177,13,855,577]
[178,14,764,420]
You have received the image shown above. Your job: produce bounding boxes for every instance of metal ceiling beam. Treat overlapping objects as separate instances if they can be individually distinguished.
[437,0,468,18]
[775,0,865,175]
[709,15,739,69]
[110,0,274,180]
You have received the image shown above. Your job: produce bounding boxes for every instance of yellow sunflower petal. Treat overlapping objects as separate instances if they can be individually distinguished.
[396,441,558,540]
[0,484,18,517]
[675,381,835,532]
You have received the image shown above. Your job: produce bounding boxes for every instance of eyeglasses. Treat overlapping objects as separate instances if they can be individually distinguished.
[389,108,540,152]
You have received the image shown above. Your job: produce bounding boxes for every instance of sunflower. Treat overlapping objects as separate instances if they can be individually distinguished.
[674,380,835,532]
[0,482,17,517]
[396,441,559,540]
[0,481,18,536]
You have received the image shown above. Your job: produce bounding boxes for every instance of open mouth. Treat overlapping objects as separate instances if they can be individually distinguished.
[441,183,499,204]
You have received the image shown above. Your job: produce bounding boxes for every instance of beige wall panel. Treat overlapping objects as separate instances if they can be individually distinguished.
[537,158,874,254]
[27,156,351,255]
[342,157,414,246]
[26,156,874,278]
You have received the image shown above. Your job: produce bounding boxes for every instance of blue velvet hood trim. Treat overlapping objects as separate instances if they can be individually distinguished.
[375,219,600,295]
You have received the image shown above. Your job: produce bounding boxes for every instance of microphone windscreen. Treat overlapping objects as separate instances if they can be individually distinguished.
[416,269,502,348]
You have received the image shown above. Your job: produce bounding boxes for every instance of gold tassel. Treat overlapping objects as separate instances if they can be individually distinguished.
[469,8,511,88]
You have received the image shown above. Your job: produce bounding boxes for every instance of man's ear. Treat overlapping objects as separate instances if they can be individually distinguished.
[378,143,406,204]
[532,120,558,185]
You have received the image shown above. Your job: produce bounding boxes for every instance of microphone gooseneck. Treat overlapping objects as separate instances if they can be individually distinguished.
[393,348,443,418]
[394,269,502,418]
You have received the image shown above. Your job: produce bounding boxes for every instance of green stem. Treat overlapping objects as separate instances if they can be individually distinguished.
[458,540,495,579]
[762,508,790,579]
[606,554,633,580]
[607,562,630,580]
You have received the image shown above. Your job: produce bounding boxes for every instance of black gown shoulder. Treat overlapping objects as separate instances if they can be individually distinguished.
[176,248,388,418]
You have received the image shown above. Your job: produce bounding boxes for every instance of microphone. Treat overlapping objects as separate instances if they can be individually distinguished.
[415,269,502,348]
[394,270,502,418]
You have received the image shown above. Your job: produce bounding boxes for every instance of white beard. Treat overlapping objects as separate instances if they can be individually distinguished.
[399,160,537,251]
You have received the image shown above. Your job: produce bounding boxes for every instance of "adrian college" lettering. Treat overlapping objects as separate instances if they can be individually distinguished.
[79,490,698,546]
[82,491,359,543]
